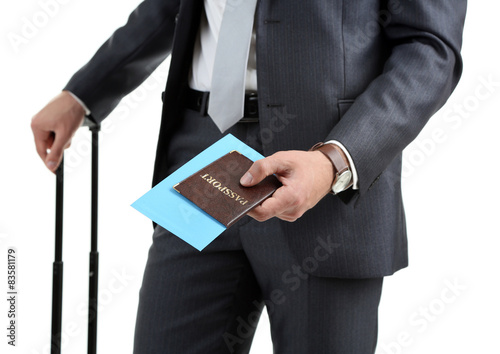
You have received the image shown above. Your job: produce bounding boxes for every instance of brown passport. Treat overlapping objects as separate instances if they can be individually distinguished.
[173,151,281,228]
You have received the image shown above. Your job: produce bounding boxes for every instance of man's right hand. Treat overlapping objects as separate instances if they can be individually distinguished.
[31,91,86,173]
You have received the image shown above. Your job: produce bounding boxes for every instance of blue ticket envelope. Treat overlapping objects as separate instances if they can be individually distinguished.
[131,134,264,251]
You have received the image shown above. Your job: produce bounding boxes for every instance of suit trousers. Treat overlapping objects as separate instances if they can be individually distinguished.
[133,108,384,354]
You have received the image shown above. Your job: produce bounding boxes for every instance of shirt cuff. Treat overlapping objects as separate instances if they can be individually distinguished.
[324,140,359,190]
[66,91,91,116]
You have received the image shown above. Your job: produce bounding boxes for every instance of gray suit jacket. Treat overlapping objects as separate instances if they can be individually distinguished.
[65,0,467,278]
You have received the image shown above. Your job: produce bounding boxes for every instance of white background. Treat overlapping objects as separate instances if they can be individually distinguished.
[1,1,499,353]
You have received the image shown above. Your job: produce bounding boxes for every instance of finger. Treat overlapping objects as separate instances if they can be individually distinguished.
[247,186,296,221]
[248,202,298,222]
[240,154,289,187]
[32,129,53,162]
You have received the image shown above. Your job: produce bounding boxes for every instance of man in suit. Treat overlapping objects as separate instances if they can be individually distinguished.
[31,0,467,352]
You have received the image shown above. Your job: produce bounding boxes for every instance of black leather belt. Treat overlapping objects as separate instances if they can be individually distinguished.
[184,87,259,123]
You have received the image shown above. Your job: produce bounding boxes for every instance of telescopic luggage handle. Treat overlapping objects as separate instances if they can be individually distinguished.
[51,118,101,354]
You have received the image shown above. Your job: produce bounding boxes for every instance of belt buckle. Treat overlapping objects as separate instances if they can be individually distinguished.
[241,93,259,123]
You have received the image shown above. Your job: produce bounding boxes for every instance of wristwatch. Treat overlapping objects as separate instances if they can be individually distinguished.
[310,142,353,194]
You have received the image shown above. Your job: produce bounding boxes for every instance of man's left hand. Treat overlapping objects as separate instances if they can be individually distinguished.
[240,150,334,222]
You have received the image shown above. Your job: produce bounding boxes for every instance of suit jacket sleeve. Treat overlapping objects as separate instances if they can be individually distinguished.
[326,1,467,200]
[64,0,180,123]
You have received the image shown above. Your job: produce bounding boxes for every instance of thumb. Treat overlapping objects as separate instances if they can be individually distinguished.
[240,156,282,187]
[45,132,68,172]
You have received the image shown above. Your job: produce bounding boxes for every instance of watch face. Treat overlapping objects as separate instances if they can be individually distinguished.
[333,171,353,194]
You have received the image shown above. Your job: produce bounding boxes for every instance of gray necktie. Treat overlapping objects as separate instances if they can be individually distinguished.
[207,0,258,133]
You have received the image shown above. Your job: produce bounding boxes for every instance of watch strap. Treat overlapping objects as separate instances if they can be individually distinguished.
[310,142,353,193]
